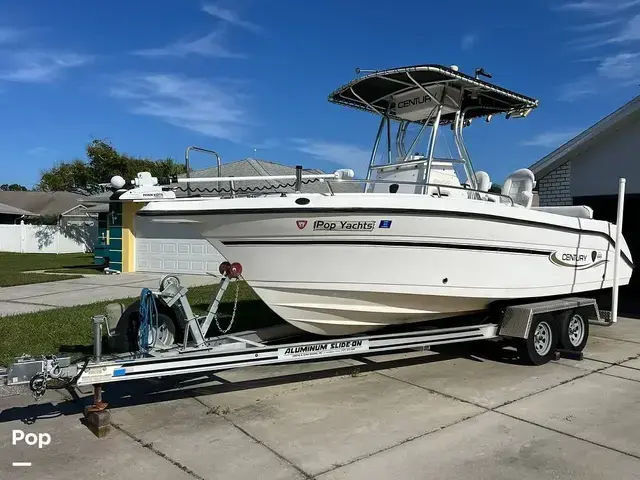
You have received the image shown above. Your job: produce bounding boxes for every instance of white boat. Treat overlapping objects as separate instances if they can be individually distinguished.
[120,64,634,336]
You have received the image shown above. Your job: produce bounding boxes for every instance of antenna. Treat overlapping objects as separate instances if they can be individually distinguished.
[355,67,376,75]
[474,67,492,80]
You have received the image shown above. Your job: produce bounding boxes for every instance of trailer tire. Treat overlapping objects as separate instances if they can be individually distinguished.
[111,300,178,353]
[517,313,556,366]
[557,309,589,352]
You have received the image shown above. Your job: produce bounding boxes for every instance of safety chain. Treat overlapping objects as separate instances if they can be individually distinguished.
[215,278,241,334]
[29,371,48,400]
[27,354,89,401]
[28,354,61,400]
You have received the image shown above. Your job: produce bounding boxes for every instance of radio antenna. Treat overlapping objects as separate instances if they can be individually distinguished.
[355,67,376,75]
[475,67,492,79]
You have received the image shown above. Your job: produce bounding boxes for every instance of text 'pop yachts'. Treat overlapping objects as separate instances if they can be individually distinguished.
[313,220,376,231]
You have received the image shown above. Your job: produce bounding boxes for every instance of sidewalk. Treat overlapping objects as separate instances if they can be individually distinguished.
[0,273,220,317]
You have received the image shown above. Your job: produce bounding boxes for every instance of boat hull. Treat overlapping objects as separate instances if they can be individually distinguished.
[141,194,634,336]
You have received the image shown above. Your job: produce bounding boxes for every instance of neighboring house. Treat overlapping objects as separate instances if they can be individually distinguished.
[76,192,117,267]
[0,202,36,224]
[59,203,108,228]
[529,94,640,207]
[529,94,640,308]
[0,191,81,218]
[0,190,101,223]
[0,190,104,251]
[84,158,363,274]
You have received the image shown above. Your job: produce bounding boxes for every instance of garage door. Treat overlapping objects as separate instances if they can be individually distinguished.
[135,217,225,274]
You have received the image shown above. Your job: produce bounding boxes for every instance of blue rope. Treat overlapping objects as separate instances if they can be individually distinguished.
[138,288,158,353]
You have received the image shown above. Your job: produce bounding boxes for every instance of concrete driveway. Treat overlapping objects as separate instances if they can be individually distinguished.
[2,317,640,479]
[0,273,220,317]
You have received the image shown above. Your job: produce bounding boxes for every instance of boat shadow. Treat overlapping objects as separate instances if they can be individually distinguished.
[0,340,526,426]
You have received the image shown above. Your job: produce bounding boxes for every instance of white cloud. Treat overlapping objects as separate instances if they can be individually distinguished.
[556,1,640,14]
[110,73,252,142]
[202,4,262,33]
[521,130,580,148]
[292,139,370,174]
[132,31,244,58]
[0,27,26,44]
[0,51,91,83]
[558,52,640,100]
[133,4,260,59]
[568,19,622,31]
[596,51,640,80]
[610,13,640,42]
[571,13,640,48]
[557,77,599,101]
[0,25,91,83]
[460,34,477,50]
[555,1,640,99]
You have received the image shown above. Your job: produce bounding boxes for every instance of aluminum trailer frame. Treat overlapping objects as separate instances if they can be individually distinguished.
[5,272,607,392]
[75,323,500,387]
[1,269,612,438]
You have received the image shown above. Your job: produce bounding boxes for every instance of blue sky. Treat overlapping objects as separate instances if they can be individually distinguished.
[1,0,639,188]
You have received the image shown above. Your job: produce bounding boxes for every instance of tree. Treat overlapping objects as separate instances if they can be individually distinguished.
[0,183,28,191]
[37,139,187,193]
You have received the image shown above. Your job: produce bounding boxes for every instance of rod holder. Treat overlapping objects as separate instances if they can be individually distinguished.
[295,165,303,192]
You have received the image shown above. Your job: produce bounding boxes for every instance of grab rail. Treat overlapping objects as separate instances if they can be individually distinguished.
[178,176,515,206]
[185,146,222,196]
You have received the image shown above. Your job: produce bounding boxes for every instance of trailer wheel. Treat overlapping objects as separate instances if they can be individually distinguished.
[149,312,177,348]
[557,310,589,352]
[112,300,178,353]
[517,313,556,365]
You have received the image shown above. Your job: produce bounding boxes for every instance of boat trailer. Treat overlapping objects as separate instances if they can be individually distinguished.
[2,258,613,437]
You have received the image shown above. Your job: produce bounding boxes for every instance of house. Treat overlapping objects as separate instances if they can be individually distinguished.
[80,158,363,274]
[0,202,36,224]
[529,94,640,308]
[0,190,109,253]
[0,190,110,253]
[0,190,100,224]
[529,94,640,208]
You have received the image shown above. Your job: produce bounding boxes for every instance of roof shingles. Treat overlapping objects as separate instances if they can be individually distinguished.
[0,191,84,216]
[0,202,36,216]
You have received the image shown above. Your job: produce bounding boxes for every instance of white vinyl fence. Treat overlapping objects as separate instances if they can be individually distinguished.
[0,222,97,254]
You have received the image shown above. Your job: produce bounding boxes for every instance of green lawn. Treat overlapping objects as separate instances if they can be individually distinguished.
[0,252,96,287]
[0,281,282,366]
